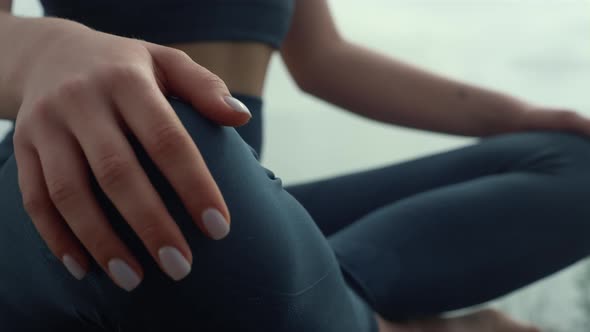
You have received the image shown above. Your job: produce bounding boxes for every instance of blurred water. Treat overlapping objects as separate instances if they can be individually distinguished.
[3,0,590,330]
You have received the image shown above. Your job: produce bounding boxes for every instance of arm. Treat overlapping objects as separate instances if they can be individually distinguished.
[0,0,10,11]
[281,0,535,137]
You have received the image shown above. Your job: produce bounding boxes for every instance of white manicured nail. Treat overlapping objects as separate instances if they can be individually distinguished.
[202,208,230,240]
[62,254,86,280]
[108,258,141,291]
[158,246,192,281]
[224,96,251,116]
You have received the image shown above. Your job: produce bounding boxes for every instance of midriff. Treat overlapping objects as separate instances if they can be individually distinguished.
[165,41,275,97]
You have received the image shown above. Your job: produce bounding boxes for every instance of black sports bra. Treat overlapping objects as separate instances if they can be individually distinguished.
[39,0,296,48]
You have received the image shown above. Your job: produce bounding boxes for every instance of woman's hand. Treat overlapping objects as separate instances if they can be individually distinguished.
[12,21,251,291]
[515,104,590,137]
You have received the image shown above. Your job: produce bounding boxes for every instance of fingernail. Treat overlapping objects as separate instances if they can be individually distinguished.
[108,258,142,291]
[224,96,251,116]
[158,246,192,281]
[62,254,86,280]
[202,208,230,240]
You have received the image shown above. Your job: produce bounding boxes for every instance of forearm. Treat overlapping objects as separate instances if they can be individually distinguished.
[0,12,86,119]
[301,40,528,137]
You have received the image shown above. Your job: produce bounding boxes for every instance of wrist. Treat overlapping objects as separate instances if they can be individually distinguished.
[0,15,90,115]
[502,99,532,133]
[476,93,530,137]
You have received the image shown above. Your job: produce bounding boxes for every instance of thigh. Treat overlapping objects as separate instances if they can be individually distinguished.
[286,132,588,236]
[0,98,376,332]
[0,133,102,330]
[289,130,590,320]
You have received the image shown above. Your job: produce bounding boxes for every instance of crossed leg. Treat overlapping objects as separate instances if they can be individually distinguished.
[287,130,590,329]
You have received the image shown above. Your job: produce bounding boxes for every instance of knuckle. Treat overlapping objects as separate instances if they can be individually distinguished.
[12,126,28,147]
[121,42,151,58]
[28,96,56,121]
[169,48,191,61]
[149,123,188,158]
[135,219,162,245]
[100,63,147,86]
[22,194,49,218]
[94,150,132,189]
[47,177,78,207]
[202,72,227,91]
[54,76,92,100]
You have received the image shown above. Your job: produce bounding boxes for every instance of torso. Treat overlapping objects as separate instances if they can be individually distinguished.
[165,41,274,98]
[39,0,293,98]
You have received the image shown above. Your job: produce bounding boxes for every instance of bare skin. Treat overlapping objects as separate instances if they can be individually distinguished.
[166,42,273,97]
[0,1,567,330]
[168,42,543,332]
[376,309,541,332]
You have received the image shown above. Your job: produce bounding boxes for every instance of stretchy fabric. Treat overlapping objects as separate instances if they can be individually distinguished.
[2,94,590,331]
[39,0,295,48]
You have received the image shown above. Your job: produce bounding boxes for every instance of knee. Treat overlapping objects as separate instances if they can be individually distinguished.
[94,98,306,279]
[494,130,590,175]
[89,98,341,328]
[533,131,590,173]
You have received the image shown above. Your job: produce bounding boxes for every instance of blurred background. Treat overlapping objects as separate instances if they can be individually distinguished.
[2,0,590,330]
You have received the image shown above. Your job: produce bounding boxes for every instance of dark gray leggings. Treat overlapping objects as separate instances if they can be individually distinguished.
[2,95,590,331]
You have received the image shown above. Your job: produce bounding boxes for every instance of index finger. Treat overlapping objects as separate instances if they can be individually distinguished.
[111,71,231,240]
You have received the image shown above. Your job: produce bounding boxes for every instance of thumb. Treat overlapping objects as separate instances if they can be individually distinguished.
[145,43,252,127]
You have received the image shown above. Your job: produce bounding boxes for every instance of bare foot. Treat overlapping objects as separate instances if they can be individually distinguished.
[377,309,541,332]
